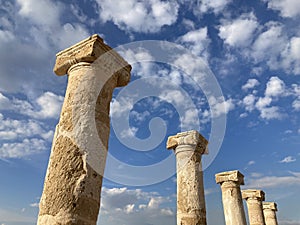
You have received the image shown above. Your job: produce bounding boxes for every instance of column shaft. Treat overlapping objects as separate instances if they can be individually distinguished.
[263,202,278,225]
[216,170,247,225]
[167,130,208,225]
[176,145,206,225]
[37,35,131,225]
[242,190,266,225]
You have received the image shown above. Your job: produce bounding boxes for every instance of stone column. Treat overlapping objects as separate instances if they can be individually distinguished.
[215,170,247,225]
[37,34,131,224]
[263,202,278,225]
[242,189,266,225]
[167,130,208,225]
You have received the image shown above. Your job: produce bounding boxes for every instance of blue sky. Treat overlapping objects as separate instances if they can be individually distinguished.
[0,0,300,224]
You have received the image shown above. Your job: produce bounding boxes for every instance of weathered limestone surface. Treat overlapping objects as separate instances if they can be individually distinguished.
[38,34,131,225]
[263,202,278,225]
[242,189,266,225]
[215,170,247,225]
[167,130,208,225]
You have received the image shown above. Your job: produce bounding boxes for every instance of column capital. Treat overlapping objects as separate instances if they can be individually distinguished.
[215,170,244,185]
[242,189,265,201]
[263,202,277,211]
[53,34,131,86]
[166,130,208,154]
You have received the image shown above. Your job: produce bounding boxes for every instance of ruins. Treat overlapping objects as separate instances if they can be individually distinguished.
[263,202,278,225]
[37,35,131,224]
[242,189,266,225]
[38,34,280,225]
[215,170,247,225]
[167,130,208,225]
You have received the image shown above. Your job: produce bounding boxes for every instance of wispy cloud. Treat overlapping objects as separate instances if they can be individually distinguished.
[245,171,300,189]
[279,156,296,163]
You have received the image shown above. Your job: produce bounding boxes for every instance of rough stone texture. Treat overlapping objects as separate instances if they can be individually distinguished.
[38,35,131,225]
[167,130,208,225]
[215,170,247,225]
[242,189,266,225]
[263,202,278,225]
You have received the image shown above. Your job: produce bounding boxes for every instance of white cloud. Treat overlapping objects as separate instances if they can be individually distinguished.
[251,22,287,69]
[280,156,296,163]
[265,76,286,97]
[243,94,257,112]
[193,0,232,14]
[180,109,199,130]
[245,171,300,189]
[160,208,174,216]
[0,0,90,93]
[279,219,300,225]
[0,91,63,120]
[0,208,35,223]
[248,160,256,166]
[219,13,259,47]
[120,127,138,138]
[0,138,47,159]
[99,187,175,225]
[281,37,300,75]
[16,0,62,27]
[29,203,39,208]
[259,106,283,120]
[264,0,300,18]
[292,98,300,111]
[243,77,287,120]
[178,27,210,56]
[0,113,53,141]
[242,78,260,91]
[32,92,64,119]
[119,48,155,78]
[208,96,235,117]
[255,96,272,109]
[147,197,165,209]
[97,0,179,33]
[250,172,263,178]
[110,97,134,118]
[159,90,185,106]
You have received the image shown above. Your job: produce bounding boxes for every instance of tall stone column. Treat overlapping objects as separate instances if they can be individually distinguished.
[263,202,278,225]
[215,170,247,225]
[167,130,208,225]
[242,189,266,225]
[37,34,131,224]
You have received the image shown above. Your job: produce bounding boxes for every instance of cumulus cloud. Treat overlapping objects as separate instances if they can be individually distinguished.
[178,27,210,56]
[281,37,300,75]
[240,76,298,120]
[192,0,232,15]
[264,0,300,18]
[242,78,260,91]
[97,0,179,33]
[265,76,286,97]
[208,96,235,118]
[243,94,257,112]
[0,91,63,119]
[0,113,53,141]
[0,0,90,93]
[0,138,47,159]
[99,187,175,225]
[219,13,259,47]
[110,97,134,118]
[280,156,296,163]
[292,99,300,111]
